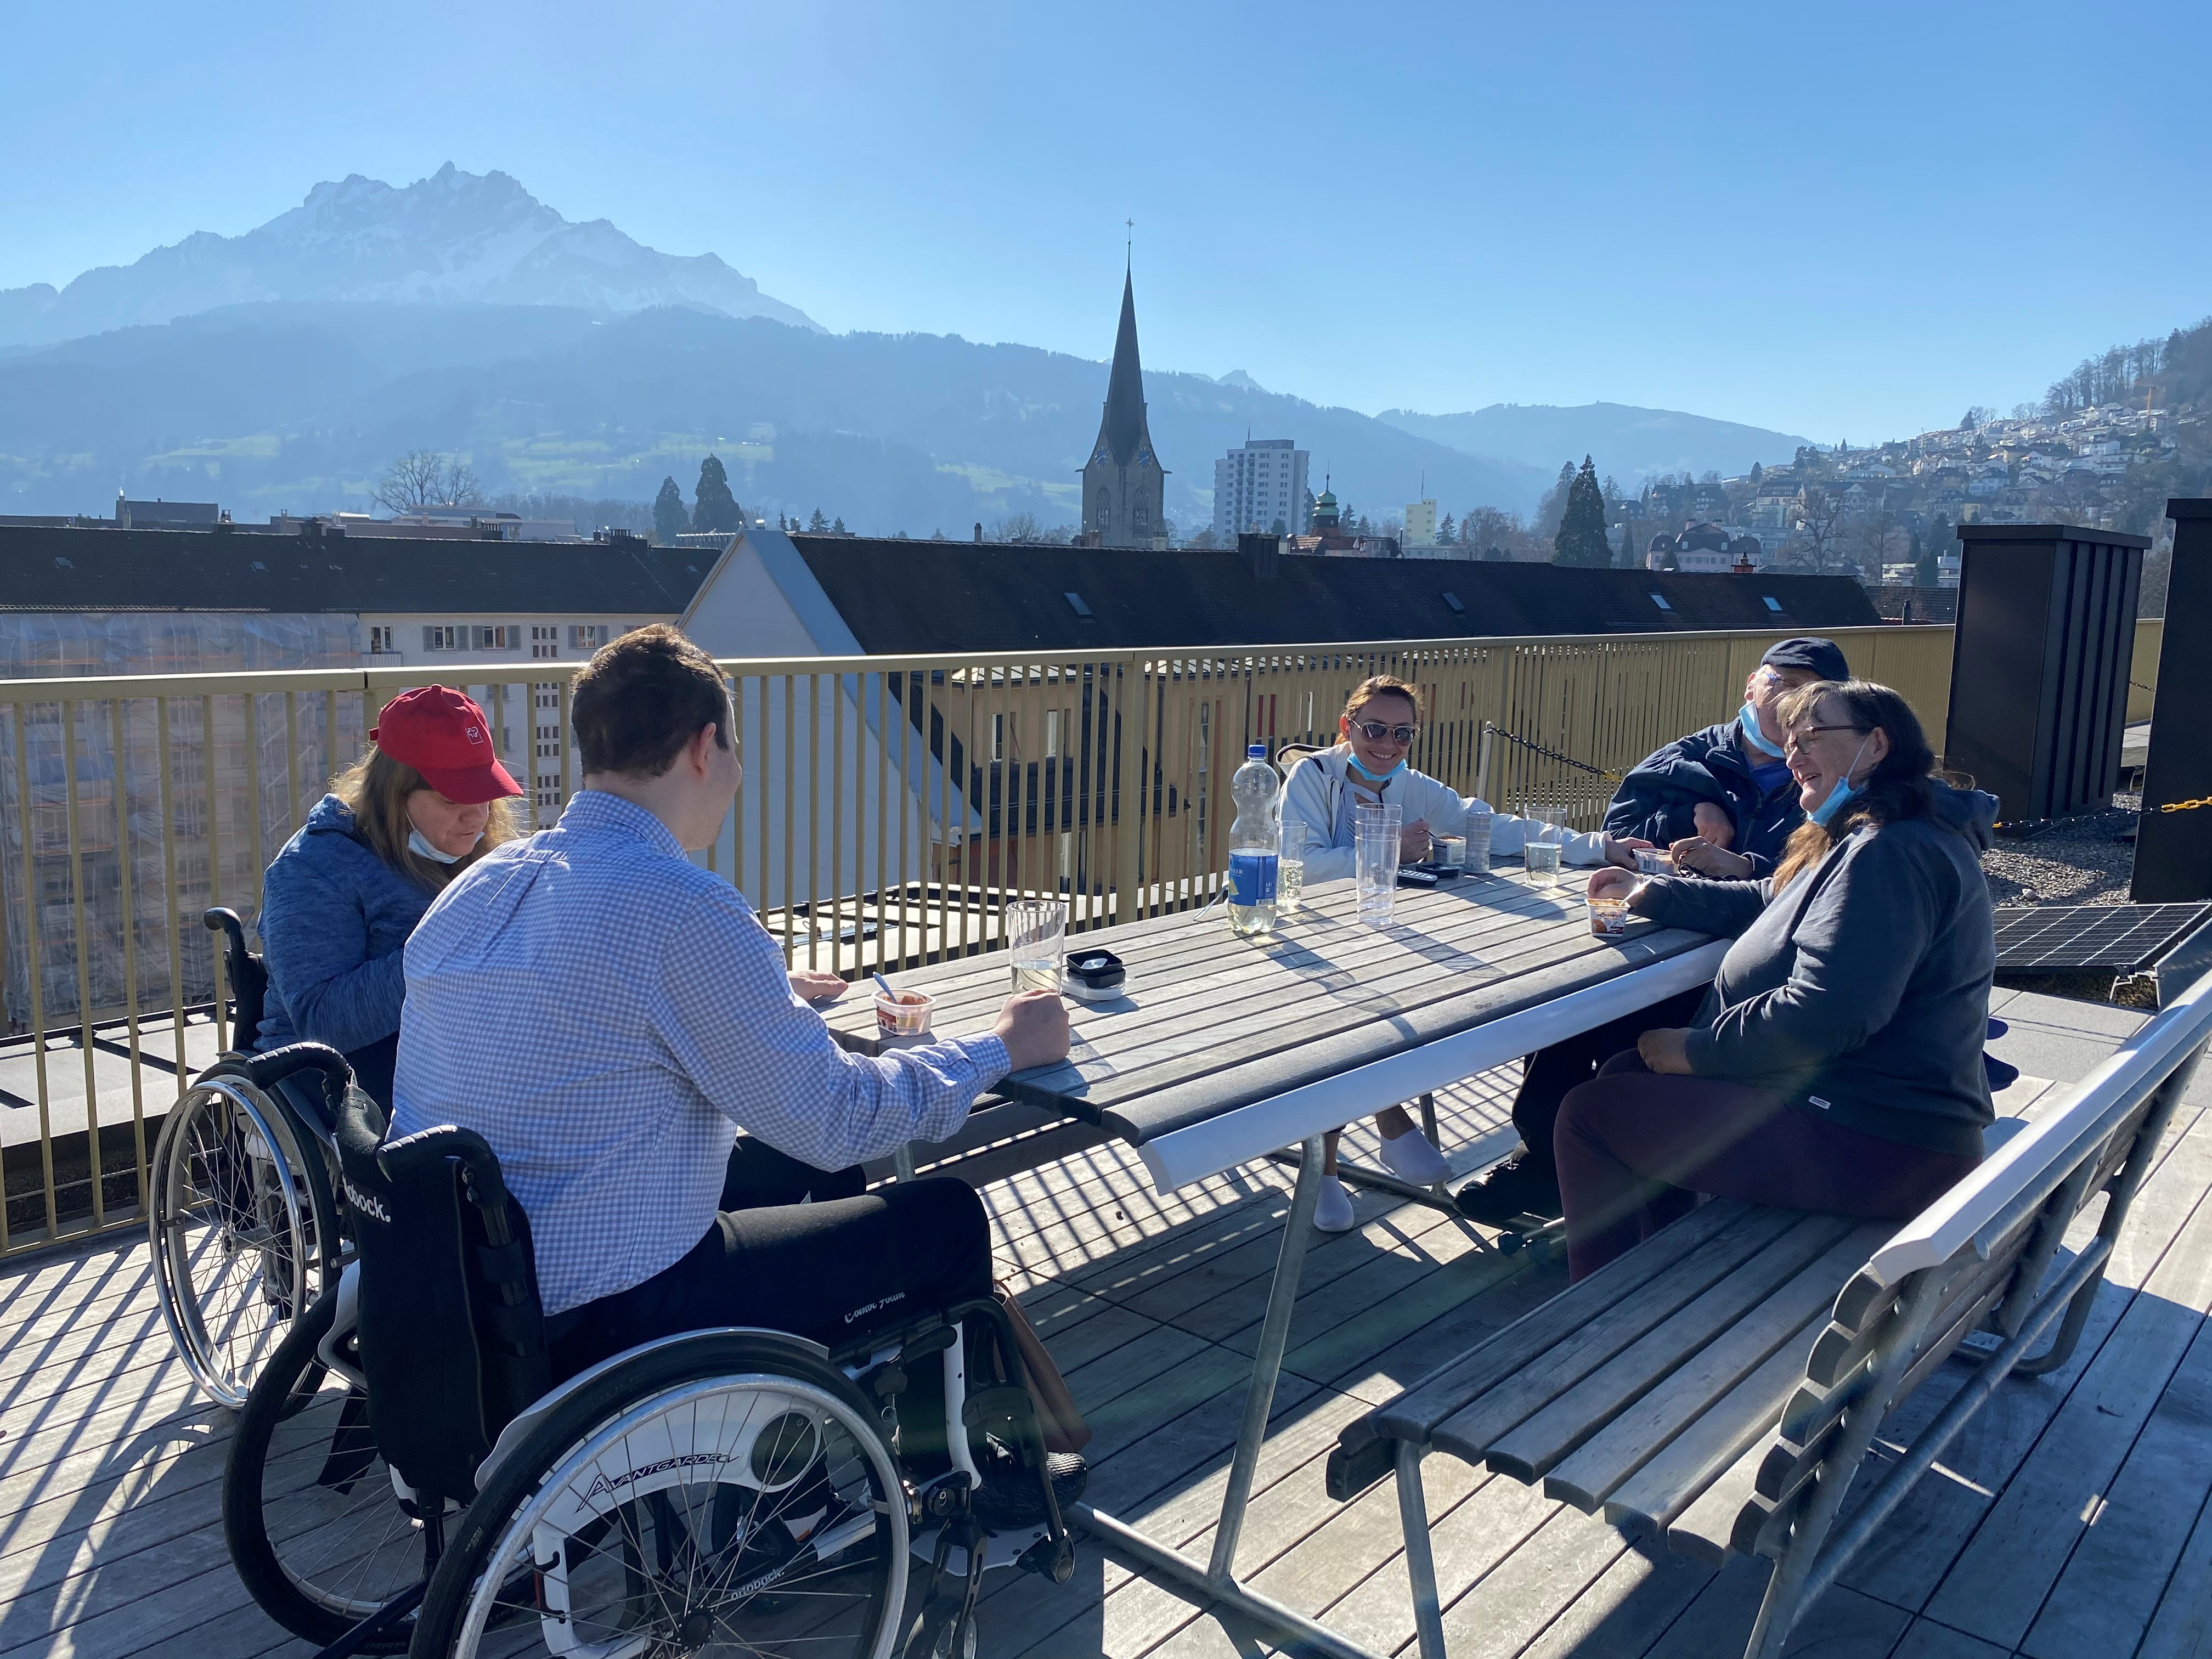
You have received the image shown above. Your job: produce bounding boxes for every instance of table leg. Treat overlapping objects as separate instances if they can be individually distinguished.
[1069,1135,1389,1659]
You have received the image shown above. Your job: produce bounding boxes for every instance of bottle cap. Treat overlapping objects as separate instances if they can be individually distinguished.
[1248,743,1266,759]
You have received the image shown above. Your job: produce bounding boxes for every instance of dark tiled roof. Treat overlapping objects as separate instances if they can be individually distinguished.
[0,524,714,613]
[787,537,1883,652]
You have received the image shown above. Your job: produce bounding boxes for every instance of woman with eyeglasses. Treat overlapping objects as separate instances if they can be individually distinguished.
[1554,679,1997,1281]
[1279,674,1647,1232]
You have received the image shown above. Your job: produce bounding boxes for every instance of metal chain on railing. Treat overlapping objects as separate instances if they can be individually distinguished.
[2158,798,2212,813]
[1481,721,1626,783]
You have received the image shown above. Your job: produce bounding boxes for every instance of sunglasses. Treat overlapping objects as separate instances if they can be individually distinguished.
[1348,720,1420,744]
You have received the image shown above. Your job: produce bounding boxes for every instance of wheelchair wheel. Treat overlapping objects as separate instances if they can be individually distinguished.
[414,1330,909,1659]
[150,1077,339,1408]
[222,1285,432,1653]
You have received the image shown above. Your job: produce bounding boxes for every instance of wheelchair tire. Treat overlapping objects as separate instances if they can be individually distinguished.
[222,1286,430,1653]
[150,1077,340,1408]
[412,1329,909,1659]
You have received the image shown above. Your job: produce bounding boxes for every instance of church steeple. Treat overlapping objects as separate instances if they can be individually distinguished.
[1082,264,1167,548]
[1102,271,1148,466]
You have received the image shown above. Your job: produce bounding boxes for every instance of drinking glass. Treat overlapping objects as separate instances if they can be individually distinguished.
[1279,821,1307,912]
[1463,809,1493,872]
[1355,804,1403,926]
[1523,804,1565,889]
[1006,898,1067,994]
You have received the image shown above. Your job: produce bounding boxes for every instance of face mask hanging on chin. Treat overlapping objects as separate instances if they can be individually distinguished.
[1807,735,1873,830]
[1347,754,1406,786]
[1738,703,1786,758]
[407,827,473,865]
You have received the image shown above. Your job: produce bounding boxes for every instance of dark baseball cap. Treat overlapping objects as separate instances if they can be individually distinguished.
[370,686,523,804]
[1760,637,1849,681]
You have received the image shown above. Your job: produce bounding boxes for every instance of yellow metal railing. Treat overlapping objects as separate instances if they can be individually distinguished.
[0,623,1946,1254]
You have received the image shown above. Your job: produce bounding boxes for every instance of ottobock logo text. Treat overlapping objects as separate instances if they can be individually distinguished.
[342,1180,390,1223]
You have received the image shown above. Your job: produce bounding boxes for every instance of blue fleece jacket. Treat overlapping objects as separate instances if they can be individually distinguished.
[1603,720,1805,877]
[254,795,436,1058]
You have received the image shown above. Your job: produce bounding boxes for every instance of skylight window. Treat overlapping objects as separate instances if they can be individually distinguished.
[1441,591,1465,614]
[53,556,71,568]
[1763,596,1782,612]
[250,560,266,571]
[1650,593,1673,611]
[1065,592,1093,618]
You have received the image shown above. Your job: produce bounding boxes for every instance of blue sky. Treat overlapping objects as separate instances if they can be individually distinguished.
[5,0,2208,443]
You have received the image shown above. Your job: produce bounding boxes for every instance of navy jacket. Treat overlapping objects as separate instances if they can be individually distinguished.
[254,794,438,1102]
[1639,783,2000,1158]
[1604,721,1804,877]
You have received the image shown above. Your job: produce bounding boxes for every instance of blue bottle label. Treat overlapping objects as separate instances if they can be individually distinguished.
[1229,850,1279,905]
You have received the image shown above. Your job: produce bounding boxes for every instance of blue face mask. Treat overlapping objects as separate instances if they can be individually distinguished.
[1807,736,1872,829]
[407,827,471,865]
[1347,753,1406,786]
[1737,703,1786,758]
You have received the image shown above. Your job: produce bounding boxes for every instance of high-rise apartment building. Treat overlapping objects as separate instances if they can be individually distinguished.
[1211,439,1310,544]
[1403,499,1439,547]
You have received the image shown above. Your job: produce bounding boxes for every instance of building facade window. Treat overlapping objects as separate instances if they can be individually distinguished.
[368,625,394,653]
[532,626,560,661]
[422,625,463,651]
[569,624,609,651]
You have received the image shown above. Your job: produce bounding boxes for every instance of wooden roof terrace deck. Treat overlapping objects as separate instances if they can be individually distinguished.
[3,989,2210,1659]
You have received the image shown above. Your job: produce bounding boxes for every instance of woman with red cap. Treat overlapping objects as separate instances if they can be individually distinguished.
[254,686,523,1107]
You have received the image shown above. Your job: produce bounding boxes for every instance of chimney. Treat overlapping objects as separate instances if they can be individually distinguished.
[1238,531,1282,580]
[974,522,984,543]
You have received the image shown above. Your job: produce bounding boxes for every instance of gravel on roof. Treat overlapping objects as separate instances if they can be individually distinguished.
[1982,792,2141,908]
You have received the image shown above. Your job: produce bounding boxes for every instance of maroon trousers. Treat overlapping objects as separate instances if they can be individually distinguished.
[1554,1051,1979,1282]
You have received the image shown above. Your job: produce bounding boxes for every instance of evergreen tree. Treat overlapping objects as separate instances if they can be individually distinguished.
[691,455,742,533]
[808,508,830,533]
[1437,513,1457,545]
[1553,456,1612,566]
[831,516,849,535]
[1750,461,1763,486]
[652,476,689,545]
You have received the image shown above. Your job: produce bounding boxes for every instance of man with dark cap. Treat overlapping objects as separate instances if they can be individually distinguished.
[1454,635,1852,1227]
[1601,635,1852,879]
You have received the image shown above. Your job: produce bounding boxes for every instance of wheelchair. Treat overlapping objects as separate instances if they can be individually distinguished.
[148,909,347,1406]
[218,1042,1079,1659]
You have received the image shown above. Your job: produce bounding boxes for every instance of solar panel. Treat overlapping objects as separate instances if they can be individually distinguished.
[1992,904,2212,973]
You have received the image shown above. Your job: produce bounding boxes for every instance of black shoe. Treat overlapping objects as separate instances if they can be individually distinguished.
[969,1435,1087,1531]
[1454,1152,1561,1227]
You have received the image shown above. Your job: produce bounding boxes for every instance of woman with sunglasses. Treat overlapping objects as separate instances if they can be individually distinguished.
[1279,674,1646,1231]
[1553,679,1997,1280]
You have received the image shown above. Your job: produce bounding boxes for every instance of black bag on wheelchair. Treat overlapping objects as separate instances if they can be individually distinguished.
[335,1090,550,1506]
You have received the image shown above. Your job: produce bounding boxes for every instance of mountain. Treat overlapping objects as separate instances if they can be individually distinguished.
[0,301,1549,532]
[1378,402,1812,486]
[0,164,820,348]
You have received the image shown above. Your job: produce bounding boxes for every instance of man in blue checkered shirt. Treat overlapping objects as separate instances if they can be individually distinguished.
[390,625,1070,1385]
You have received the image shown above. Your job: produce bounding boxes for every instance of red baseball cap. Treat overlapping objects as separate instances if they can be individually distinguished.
[370,686,523,804]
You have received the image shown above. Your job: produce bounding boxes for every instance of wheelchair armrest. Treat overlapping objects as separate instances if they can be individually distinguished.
[378,1125,517,1246]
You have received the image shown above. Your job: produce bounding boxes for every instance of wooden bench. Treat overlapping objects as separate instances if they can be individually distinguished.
[1325,968,2212,1659]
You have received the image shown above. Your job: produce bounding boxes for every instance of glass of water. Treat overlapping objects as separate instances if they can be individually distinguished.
[1523,805,1565,888]
[1006,898,1067,994]
[1355,804,1403,926]
[1279,821,1307,913]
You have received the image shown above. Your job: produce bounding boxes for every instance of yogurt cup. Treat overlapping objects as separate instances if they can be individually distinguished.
[1587,896,1631,938]
[874,989,935,1036]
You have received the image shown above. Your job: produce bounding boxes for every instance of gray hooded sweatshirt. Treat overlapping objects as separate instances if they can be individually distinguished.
[1636,782,1999,1158]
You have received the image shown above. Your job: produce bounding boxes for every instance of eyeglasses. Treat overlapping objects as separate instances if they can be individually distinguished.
[1785,723,1865,749]
[1349,721,1419,743]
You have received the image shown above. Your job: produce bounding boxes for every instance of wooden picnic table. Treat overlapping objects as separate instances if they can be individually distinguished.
[822,861,1725,1659]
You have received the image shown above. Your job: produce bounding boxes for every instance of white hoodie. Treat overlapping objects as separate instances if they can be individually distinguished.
[1279,746,1611,884]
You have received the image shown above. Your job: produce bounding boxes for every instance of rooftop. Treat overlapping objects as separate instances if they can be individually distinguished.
[4,989,2207,1658]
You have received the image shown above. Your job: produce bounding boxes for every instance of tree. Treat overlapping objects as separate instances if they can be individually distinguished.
[1437,513,1457,546]
[1911,530,1938,588]
[1553,456,1612,567]
[371,450,481,513]
[830,516,849,536]
[1187,528,1218,549]
[652,477,688,545]
[808,509,830,533]
[1749,461,1763,486]
[1536,461,1577,538]
[1792,486,1848,573]
[691,455,742,534]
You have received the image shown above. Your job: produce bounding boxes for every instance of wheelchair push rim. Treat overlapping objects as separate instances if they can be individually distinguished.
[439,1368,908,1659]
[149,1078,330,1408]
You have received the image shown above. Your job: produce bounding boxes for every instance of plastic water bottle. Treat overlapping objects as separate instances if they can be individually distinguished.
[1227,743,1280,938]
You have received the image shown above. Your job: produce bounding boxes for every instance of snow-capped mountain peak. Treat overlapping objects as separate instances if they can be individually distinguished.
[0,164,821,347]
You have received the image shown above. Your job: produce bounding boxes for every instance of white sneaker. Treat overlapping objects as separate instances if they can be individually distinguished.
[1312,1175,1356,1233]
[1379,1127,1452,1187]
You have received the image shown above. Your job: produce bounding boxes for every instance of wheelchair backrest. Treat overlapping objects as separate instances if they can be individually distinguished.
[202,908,269,1053]
[335,1087,550,1504]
